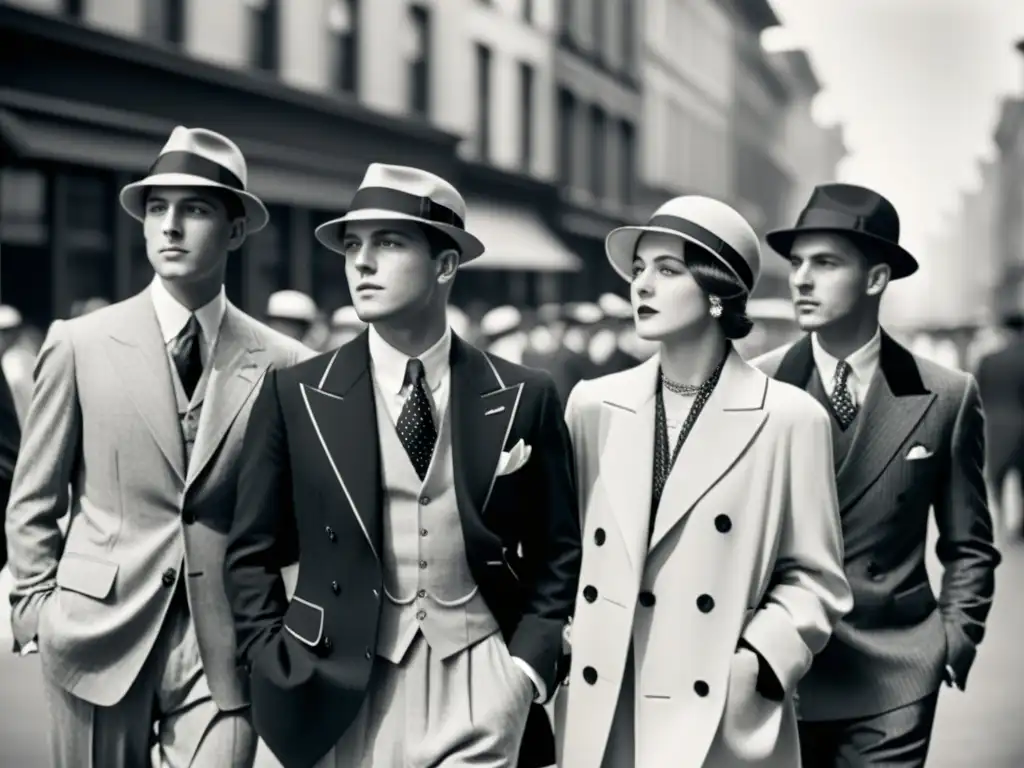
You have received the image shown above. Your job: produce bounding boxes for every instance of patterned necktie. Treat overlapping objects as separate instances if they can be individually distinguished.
[830,359,858,430]
[171,314,203,400]
[397,358,437,480]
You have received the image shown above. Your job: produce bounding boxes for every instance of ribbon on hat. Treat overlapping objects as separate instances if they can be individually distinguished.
[148,151,245,191]
[348,186,465,230]
[647,214,755,292]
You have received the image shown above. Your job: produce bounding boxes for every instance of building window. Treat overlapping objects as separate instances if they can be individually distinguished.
[407,4,430,116]
[621,0,634,75]
[557,88,576,187]
[619,120,635,204]
[518,62,535,170]
[328,0,358,95]
[0,169,50,326]
[246,0,279,73]
[143,0,185,46]
[63,0,84,18]
[558,0,573,41]
[64,172,116,306]
[589,105,606,199]
[593,0,605,61]
[523,0,534,24]
[475,43,492,162]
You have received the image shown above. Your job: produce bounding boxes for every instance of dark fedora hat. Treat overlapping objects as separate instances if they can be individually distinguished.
[766,183,918,279]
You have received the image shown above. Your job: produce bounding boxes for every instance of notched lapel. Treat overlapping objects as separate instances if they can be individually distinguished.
[105,293,185,483]
[300,336,381,560]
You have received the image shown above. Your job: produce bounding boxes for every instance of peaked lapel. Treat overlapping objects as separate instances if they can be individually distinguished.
[185,304,267,489]
[834,334,935,510]
[649,349,769,552]
[449,335,524,519]
[104,290,185,483]
[300,332,382,560]
[594,356,659,576]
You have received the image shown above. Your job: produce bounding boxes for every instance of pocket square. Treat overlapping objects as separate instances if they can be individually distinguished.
[496,439,532,477]
[905,444,933,461]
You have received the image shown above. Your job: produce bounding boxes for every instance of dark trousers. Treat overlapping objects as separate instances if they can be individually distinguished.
[799,692,939,767]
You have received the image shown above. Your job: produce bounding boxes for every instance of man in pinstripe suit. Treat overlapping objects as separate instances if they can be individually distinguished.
[753,184,1001,767]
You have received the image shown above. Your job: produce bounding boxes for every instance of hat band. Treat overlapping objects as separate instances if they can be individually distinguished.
[349,186,465,230]
[797,208,872,232]
[148,151,245,191]
[648,215,755,292]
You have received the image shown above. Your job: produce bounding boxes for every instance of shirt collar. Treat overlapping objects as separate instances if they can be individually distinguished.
[150,276,226,346]
[368,325,452,395]
[811,327,882,387]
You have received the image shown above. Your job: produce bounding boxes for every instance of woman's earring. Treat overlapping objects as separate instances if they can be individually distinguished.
[709,295,723,318]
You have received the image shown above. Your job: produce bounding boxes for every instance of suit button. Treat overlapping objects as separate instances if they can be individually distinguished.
[420,528,428,537]
[364,648,372,660]
[416,610,427,620]
[417,589,427,598]
[594,528,606,546]
[696,594,715,613]
[331,581,340,595]
[694,680,709,697]
[372,589,379,599]
[161,568,176,587]
[638,591,656,607]
[325,526,337,542]
[420,496,431,505]
[323,636,332,651]
[714,515,732,533]
[181,509,195,524]
[419,560,428,569]
[582,666,598,685]
[582,585,598,603]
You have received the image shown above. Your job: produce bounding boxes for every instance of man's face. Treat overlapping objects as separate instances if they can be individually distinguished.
[341,220,455,323]
[786,233,888,332]
[143,186,244,285]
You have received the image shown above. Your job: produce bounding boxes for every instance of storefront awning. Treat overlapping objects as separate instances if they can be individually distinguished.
[462,197,583,272]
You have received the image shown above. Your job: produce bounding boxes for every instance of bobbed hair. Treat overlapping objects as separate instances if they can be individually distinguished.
[682,241,755,340]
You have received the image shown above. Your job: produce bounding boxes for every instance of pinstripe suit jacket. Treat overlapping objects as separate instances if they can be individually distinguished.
[753,332,1001,721]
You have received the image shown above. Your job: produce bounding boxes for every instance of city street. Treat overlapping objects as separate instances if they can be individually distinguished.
[2,536,1023,767]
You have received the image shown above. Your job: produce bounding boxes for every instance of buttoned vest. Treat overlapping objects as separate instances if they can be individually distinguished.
[168,345,213,467]
[806,369,863,469]
[374,384,499,664]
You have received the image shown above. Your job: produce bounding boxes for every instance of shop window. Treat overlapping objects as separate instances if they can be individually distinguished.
[248,204,290,318]
[407,4,431,117]
[63,172,115,306]
[328,0,359,95]
[0,168,51,328]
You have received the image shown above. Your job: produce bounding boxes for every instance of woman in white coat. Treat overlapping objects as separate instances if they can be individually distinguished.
[554,196,853,767]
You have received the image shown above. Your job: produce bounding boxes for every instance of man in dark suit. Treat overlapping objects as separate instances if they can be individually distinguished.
[0,369,20,570]
[225,164,581,768]
[753,183,1001,767]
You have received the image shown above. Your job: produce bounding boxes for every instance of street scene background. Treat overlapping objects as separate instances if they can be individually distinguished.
[2,0,1024,765]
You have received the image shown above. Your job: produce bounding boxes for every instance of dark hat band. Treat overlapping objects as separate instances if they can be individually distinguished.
[148,151,245,191]
[798,207,871,232]
[348,186,465,230]
[648,215,755,292]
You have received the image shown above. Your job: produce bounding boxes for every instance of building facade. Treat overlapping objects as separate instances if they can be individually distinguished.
[993,80,1024,318]
[638,0,734,209]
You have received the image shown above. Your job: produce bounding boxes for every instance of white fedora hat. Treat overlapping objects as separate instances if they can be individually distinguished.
[315,163,485,263]
[266,290,317,323]
[606,196,761,296]
[119,126,269,232]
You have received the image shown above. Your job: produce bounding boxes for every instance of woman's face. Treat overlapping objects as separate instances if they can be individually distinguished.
[629,232,713,342]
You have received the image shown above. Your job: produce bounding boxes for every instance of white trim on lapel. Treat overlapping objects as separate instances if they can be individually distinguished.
[480,381,524,513]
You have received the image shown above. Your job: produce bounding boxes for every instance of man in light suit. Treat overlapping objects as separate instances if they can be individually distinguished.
[753,183,1001,767]
[225,164,581,768]
[5,126,311,767]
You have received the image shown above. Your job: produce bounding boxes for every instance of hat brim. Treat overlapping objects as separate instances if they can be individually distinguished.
[314,209,485,263]
[605,225,755,295]
[119,173,270,233]
[766,227,919,280]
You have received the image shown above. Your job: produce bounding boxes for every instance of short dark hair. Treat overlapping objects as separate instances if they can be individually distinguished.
[683,242,754,340]
[143,187,246,223]
[417,224,461,260]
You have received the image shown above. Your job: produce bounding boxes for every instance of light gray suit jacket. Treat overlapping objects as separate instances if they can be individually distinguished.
[5,288,313,710]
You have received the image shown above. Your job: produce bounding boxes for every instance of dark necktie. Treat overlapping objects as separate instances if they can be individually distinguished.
[171,314,203,400]
[830,359,857,430]
[396,358,437,480]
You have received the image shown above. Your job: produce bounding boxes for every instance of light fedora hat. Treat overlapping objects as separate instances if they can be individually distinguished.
[315,163,485,263]
[606,195,762,296]
[119,126,269,232]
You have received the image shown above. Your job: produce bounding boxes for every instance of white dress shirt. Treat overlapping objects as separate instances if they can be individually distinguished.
[811,328,882,407]
[366,325,546,701]
[150,276,226,366]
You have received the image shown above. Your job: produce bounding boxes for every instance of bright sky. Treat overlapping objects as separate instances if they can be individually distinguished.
[766,0,1024,259]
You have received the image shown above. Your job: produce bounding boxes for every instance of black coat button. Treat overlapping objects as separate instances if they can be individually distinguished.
[638,591,656,607]
[331,581,341,595]
[696,594,715,613]
[161,568,176,587]
[714,514,732,533]
[181,509,195,524]
[694,680,709,697]
[582,666,598,685]
[867,562,883,580]
[594,528,606,546]
[583,585,598,603]
[325,526,337,542]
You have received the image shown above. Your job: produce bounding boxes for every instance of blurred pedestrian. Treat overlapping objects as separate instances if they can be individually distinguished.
[0,305,32,423]
[327,304,367,349]
[0,364,19,571]
[265,289,318,342]
[752,183,1001,768]
[521,302,588,406]
[4,125,311,768]
[225,163,579,768]
[556,195,850,768]
[481,304,528,364]
[589,293,638,376]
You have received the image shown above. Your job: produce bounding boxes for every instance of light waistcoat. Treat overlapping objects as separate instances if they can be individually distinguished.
[168,347,213,467]
[373,383,499,664]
